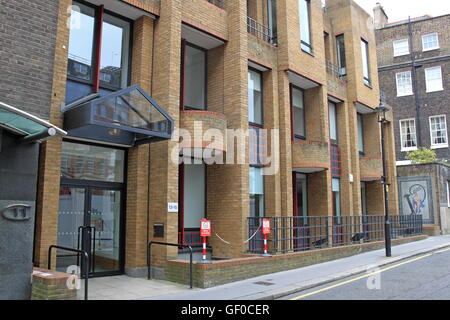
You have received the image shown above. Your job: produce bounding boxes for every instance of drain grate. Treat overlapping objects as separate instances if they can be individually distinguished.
[253,281,275,286]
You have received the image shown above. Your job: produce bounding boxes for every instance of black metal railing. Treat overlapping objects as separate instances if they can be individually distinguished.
[248,215,423,254]
[247,16,275,44]
[147,241,194,289]
[207,0,223,8]
[48,245,90,300]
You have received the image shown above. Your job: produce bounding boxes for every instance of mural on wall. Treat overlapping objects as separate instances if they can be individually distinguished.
[398,176,434,224]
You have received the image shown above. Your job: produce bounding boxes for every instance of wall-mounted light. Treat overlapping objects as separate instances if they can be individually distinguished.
[108,120,121,137]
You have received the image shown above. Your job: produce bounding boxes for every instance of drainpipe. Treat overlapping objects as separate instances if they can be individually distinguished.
[408,16,423,147]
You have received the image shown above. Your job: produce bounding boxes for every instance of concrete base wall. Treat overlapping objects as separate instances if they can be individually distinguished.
[164,235,427,288]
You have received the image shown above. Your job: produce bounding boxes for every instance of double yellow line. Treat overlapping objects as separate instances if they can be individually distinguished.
[290,247,450,300]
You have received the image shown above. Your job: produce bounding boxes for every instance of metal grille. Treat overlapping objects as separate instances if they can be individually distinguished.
[249,126,268,166]
[247,16,275,44]
[330,145,341,177]
[248,215,423,254]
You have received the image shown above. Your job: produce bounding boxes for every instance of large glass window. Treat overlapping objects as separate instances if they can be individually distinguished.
[429,115,448,148]
[399,118,418,151]
[248,69,263,126]
[329,101,338,144]
[299,0,312,54]
[183,163,206,228]
[425,66,443,93]
[336,34,346,76]
[361,39,370,86]
[249,167,265,218]
[61,141,125,183]
[295,173,308,223]
[184,43,207,110]
[292,86,306,140]
[66,1,131,103]
[396,71,413,97]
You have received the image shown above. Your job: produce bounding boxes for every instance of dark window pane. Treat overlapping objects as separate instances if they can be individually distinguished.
[336,35,346,76]
[65,80,93,104]
[184,45,206,110]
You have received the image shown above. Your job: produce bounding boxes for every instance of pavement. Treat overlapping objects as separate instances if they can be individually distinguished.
[80,235,450,300]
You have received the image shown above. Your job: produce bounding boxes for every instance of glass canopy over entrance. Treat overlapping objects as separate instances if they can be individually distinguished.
[0,101,67,142]
[63,85,174,147]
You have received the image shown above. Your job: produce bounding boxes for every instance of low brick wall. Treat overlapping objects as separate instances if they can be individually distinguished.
[31,268,77,300]
[166,235,427,288]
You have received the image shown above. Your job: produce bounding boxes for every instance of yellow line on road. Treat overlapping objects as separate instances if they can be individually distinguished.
[290,252,435,300]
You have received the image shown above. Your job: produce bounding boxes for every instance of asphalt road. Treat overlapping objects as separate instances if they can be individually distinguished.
[280,247,450,300]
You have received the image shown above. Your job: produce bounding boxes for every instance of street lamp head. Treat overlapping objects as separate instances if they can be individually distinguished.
[375,103,390,122]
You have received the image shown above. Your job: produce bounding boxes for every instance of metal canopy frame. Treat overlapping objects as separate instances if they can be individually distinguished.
[63,85,174,147]
[0,101,67,143]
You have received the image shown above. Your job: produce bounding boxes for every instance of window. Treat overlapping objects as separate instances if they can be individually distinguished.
[422,33,439,51]
[332,178,341,217]
[66,1,131,103]
[299,0,312,54]
[393,39,410,57]
[357,113,364,155]
[425,66,443,93]
[329,101,338,144]
[249,167,265,218]
[396,71,413,97]
[183,164,206,228]
[336,34,346,76]
[295,173,308,224]
[291,86,306,140]
[447,180,450,208]
[184,43,207,110]
[429,115,448,148]
[361,39,371,86]
[248,69,263,126]
[400,119,418,151]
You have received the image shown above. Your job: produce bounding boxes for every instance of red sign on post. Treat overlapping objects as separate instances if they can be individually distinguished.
[262,218,271,235]
[200,219,211,237]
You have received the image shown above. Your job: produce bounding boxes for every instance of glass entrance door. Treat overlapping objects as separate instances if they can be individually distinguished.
[57,186,123,276]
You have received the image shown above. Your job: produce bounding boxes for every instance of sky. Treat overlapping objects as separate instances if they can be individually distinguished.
[353,0,450,22]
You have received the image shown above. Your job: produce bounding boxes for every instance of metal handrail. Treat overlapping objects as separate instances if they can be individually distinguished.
[147,241,193,289]
[76,226,96,274]
[48,245,90,300]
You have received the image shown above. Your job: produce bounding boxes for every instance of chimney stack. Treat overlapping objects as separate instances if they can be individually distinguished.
[373,2,388,29]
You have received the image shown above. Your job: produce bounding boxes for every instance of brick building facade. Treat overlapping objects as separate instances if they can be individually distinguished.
[374,6,450,161]
[1,0,403,290]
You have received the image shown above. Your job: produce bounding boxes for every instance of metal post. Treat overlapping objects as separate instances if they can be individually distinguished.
[380,117,392,257]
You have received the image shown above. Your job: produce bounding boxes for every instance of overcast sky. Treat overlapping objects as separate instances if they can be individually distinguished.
[353,0,450,22]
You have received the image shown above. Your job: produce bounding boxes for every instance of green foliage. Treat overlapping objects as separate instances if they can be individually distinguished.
[405,147,437,164]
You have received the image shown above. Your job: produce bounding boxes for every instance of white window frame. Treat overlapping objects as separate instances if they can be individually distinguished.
[399,118,418,152]
[429,115,448,149]
[424,66,444,93]
[422,33,440,52]
[396,71,413,97]
[393,39,409,57]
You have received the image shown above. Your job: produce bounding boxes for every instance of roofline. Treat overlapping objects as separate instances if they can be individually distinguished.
[380,13,450,30]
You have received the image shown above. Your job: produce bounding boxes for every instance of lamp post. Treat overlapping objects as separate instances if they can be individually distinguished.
[375,102,392,257]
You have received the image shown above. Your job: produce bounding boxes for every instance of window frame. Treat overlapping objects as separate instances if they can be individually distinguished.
[422,33,440,52]
[399,118,418,152]
[357,113,365,156]
[299,0,313,54]
[181,41,208,111]
[66,0,133,98]
[393,39,410,57]
[361,38,371,87]
[248,67,264,127]
[396,71,414,97]
[429,115,448,149]
[328,101,338,146]
[336,34,347,76]
[447,180,450,208]
[290,84,306,141]
[249,166,265,218]
[424,66,444,93]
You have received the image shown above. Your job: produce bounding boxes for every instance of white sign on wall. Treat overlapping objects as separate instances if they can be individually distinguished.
[168,202,179,213]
